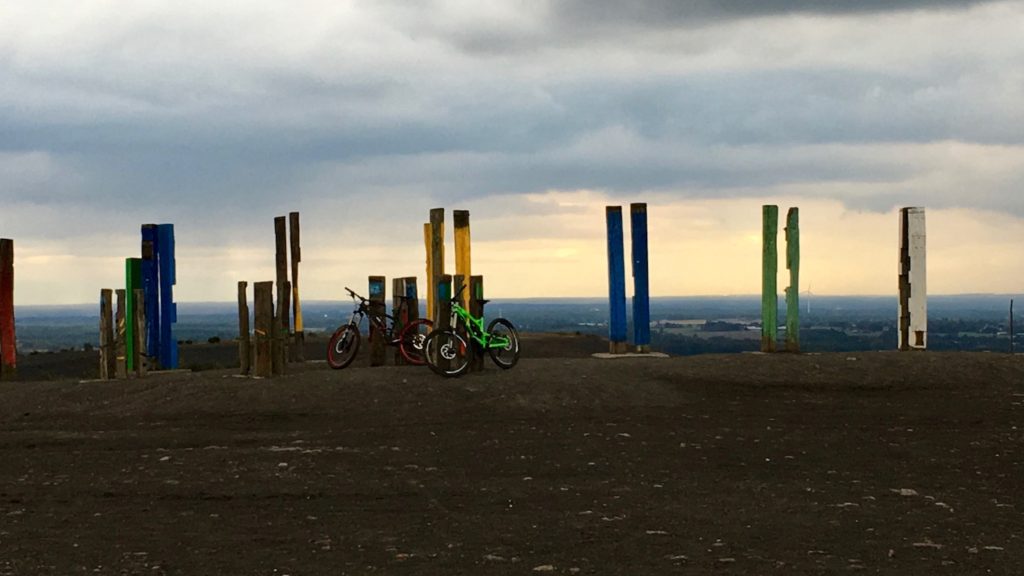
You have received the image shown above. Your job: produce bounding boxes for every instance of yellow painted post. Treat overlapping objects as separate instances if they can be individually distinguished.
[454,210,471,308]
[424,222,432,324]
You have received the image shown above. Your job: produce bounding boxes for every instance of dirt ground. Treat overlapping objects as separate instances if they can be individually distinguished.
[1,337,1022,575]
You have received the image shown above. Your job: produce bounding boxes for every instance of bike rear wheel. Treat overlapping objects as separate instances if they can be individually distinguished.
[486,318,520,369]
[327,324,361,369]
[424,328,470,377]
[398,318,433,365]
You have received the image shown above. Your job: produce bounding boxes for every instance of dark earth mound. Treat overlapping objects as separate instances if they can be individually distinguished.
[1,339,1022,574]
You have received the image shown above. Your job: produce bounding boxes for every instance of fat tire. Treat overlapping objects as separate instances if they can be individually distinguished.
[398,318,434,366]
[327,324,361,369]
[486,318,520,369]
[424,328,471,377]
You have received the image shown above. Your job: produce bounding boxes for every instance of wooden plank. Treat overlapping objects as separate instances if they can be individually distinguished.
[630,203,651,353]
[133,288,146,376]
[0,239,14,379]
[238,281,250,375]
[429,208,445,325]
[469,275,485,372]
[605,207,627,354]
[369,276,387,367]
[99,289,114,380]
[253,281,274,377]
[454,210,471,309]
[784,207,800,353]
[115,289,127,379]
[761,205,778,353]
[289,211,304,362]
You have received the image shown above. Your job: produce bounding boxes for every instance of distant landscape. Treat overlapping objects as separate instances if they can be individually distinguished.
[12,294,1021,356]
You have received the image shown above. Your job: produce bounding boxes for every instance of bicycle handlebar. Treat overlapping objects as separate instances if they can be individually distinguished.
[450,284,466,303]
[344,287,367,302]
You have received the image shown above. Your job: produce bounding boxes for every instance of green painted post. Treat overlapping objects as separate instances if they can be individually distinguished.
[125,258,142,373]
[761,205,778,353]
[785,208,800,353]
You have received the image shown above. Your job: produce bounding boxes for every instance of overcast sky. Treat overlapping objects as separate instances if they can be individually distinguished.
[2,0,1023,304]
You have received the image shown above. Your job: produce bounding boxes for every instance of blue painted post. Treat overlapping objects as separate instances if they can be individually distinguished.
[630,203,651,353]
[606,206,628,354]
[141,224,160,367]
[156,224,177,369]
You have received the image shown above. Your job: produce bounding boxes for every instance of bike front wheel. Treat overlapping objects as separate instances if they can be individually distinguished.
[398,318,434,365]
[424,329,471,377]
[486,318,520,369]
[327,324,361,369]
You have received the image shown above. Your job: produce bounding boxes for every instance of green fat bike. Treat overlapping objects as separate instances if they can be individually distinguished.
[423,288,520,377]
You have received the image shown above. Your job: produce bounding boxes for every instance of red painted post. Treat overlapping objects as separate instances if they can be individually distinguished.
[0,239,14,379]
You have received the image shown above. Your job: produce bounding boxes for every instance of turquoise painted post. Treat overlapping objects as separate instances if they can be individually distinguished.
[785,208,800,353]
[630,203,650,353]
[762,205,778,353]
[606,206,627,354]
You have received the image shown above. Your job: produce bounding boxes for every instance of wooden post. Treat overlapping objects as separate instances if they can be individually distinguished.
[469,275,485,372]
[454,210,471,309]
[156,224,178,369]
[1011,299,1015,355]
[429,208,445,325]
[630,203,651,353]
[115,289,127,379]
[369,276,387,367]
[605,207,628,354]
[289,211,304,362]
[0,239,15,379]
[761,205,779,353]
[898,207,927,350]
[133,288,146,376]
[273,280,289,376]
[238,281,250,375]
[141,224,160,369]
[392,278,407,365]
[274,216,290,361]
[784,208,800,353]
[253,281,274,378]
[99,289,115,380]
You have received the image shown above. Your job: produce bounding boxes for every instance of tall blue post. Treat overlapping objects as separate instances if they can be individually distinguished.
[156,224,177,369]
[141,224,160,366]
[606,206,628,354]
[630,203,651,353]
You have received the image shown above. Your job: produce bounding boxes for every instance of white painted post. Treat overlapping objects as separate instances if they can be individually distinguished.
[898,207,927,350]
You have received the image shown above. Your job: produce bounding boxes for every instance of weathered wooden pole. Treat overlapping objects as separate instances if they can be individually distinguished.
[434,274,453,370]
[469,275,486,372]
[898,207,927,351]
[156,224,178,369]
[99,289,115,380]
[141,224,160,369]
[429,208,445,325]
[454,210,471,309]
[391,276,420,365]
[132,288,146,376]
[289,211,304,362]
[1011,299,1015,355]
[0,239,15,379]
[274,216,290,361]
[605,207,628,354]
[253,281,274,378]
[762,205,779,353]
[238,281,250,375]
[368,276,387,367]
[115,289,127,379]
[273,280,289,376]
[630,203,651,353]
[784,207,800,353]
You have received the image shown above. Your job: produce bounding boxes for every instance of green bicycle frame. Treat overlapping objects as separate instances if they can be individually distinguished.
[450,301,511,350]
